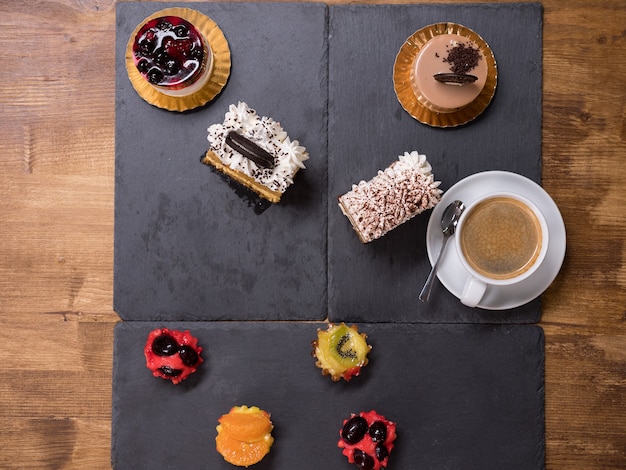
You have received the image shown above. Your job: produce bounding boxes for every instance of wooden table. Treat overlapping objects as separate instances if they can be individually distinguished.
[1,0,624,468]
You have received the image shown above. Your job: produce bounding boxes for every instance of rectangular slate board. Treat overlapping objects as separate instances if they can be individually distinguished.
[327,3,543,324]
[111,322,545,470]
[114,2,329,321]
[114,2,542,323]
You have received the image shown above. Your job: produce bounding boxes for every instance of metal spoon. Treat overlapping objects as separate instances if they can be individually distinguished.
[419,200,465,302]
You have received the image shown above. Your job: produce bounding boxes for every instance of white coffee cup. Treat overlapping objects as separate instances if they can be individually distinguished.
[454,192,550,307]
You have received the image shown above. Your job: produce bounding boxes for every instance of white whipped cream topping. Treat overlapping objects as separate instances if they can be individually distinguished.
[207,102,309,193]
[339,151,442,243]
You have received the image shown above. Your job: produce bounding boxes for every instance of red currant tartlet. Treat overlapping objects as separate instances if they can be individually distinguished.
[144,328,204,384]
[339,411,397,470]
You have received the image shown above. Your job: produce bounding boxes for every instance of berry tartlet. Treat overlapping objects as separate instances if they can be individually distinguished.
[144,328,203,384]
[215,405,274,467]
[125,7,231,111]
[312,323,371,381]
[339,411,397,470]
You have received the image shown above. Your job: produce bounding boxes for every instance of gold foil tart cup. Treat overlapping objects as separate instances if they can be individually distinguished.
[126,7,231,112]
[393,23,497,128]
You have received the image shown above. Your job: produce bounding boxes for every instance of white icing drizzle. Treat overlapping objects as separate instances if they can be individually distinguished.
[339,151,442,243]
[207,102,309,193]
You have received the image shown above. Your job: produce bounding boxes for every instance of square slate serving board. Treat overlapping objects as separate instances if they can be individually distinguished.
[111,322,545,470]
[327,3,543,323]
[115,2,543,323]
[114,2,329,322]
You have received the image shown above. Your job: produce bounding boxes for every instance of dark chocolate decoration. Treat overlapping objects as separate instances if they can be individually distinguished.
[433,73,478,85]
[225,130,275,169]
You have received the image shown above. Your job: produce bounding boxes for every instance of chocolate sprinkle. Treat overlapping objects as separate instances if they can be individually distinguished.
[442,42,482,75]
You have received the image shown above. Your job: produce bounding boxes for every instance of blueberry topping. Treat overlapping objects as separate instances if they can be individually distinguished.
[151,334,178,356]
[158,365,182,377]
[162,56,180,75]
[157,20,172,31]
[369,421,387,442]
[178,346,199,366]
[133,16,204,87]
[137,59,151,74]
[375,442,389,462]
[190,47,203,60]
[147,68,164,85]
[353,449,375,470]
[173,24,189,37]
[341,416,368,444]
[137,38,156,56]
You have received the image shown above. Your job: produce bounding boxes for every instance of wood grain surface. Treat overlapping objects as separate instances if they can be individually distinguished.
[0,0,624,469]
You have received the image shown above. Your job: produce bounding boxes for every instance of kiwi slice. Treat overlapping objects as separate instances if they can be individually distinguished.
[312,323,371,381]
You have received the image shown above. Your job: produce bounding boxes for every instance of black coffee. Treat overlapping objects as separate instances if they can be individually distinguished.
[460,196,542,280]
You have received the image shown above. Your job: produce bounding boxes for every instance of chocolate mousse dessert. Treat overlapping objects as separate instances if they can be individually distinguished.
[411,33,488,113]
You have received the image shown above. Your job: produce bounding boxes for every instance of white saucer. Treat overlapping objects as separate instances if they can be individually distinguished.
[426,171,566,310]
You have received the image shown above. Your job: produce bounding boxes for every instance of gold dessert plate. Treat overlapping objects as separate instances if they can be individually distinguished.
[393,23,498,128]
[125,7,231,112]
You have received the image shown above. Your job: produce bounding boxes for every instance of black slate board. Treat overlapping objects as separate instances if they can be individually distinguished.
[327,3,544,323]
[111,322,545,470]
[114,2,329,321]
[115,2,543,323]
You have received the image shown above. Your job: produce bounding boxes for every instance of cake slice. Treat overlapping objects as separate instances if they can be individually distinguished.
[202,102,309,203]
[338,151,442,243]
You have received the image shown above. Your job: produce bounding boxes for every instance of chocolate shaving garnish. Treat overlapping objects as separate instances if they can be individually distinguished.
[225,131,275,169]
[433,73,478,85]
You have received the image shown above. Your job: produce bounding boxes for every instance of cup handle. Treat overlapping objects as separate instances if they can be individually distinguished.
[461,277,487,308]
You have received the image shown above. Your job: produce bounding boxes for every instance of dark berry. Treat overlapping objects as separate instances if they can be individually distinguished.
[162,57,180,75]
[173,24,189,37]
[157,20,172,31]
[136,59,151,74]
[369,421,387,442]
[375,442,389,462]
[191,47,203,60]
[353,449,375,470]
[137,38,156,56]
[158,365,182,377]
[178,346,199,366]
[147,68,164,85]
[151,334,178,356]
[341,416,368,444]
[154,50,169,67]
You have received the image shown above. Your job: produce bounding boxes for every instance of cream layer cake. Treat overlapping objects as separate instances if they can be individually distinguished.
[338,151,442,243]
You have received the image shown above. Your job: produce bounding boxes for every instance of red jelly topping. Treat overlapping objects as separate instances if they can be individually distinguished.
[144,328,203,384]
[339,410,397,470]
[133,16,206,89]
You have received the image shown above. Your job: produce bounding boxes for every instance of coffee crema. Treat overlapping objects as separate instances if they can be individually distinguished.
[459,196,543,280]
